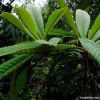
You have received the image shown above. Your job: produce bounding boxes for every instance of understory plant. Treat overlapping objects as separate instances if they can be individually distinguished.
[0,0,100,99]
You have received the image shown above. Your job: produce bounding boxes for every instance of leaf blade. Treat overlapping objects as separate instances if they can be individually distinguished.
[0,12,27,36]
[56,0,79,37]
[80,38,100,65]
[0,41,41,57]
[54,44,77,51]
[92,28,100,41]
[48,28,75,37]
[9,66,29,100]
[45,8,66,36]
[15,7,40,39]
[0,54,32,80]
[88,14,100,39]
[76,9,90,38]
[27,4,44,39]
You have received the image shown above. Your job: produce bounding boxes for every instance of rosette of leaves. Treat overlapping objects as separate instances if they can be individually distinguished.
[0,3,77,99]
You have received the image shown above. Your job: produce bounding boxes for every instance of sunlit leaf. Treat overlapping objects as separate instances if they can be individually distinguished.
[0,12,28,36]
[27,4,44,39]
[15,7,40,39]
[76,9,90,38]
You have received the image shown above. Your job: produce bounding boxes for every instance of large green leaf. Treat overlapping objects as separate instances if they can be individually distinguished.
[92,28,100,41]
[0,41,41,57]
[56,0,79,37]
[15,7,40,40]
[88,14,100,39]
[0,54,32,80]
[0,12,29,37]
[80,38,100,65]
[9,66,29,100]
[45,8,66,36]
[48,28,75,37]
[27,4,44,39]
[76,9,90,38]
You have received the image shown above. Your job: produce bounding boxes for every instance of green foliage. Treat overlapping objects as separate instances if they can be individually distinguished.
[45,8,66,36]
[15,7,39,40]
[88,14,100,39]
[0,13,28,37]
[27,4,44,39]
[0,1,100,100]
[35,37,61,46]
[76,9,90,38]
[56,0,79,36]
[92,29,100,41]
[0,41,41,57]
[80,38,100,64]
[75,9,100,64]
[0,54,32,80]
[1,5,66,40]
[54,44,77,51]
[0,4,71,99]
[9,65,30,100]
[48,28,74,36]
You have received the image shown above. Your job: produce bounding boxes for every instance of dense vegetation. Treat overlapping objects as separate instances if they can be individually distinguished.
[0,0,100,100]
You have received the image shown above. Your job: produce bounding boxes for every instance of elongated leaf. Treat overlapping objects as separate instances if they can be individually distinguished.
[27,4,44,39]
[48,28,75,37]
[45,8,66,36]
[80,38,100,65]
[56,0,79,37]
[0,41,41,57]
[76,9,90,38]
[9,66,29,100]
[0,54,32,80]
[92,28,100,41]
[15,7,40,40]
[88,14,100,39]
[54,44,77,51]
[0,12,28,36]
